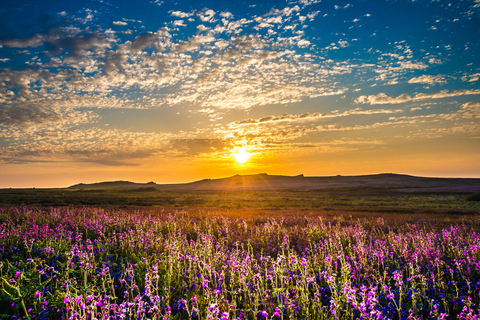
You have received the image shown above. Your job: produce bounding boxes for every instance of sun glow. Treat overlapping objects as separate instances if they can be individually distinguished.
[234,148,250,164]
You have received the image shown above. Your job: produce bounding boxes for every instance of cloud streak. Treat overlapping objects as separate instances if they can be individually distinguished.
[231,107,403,126]
[355,90,480,105]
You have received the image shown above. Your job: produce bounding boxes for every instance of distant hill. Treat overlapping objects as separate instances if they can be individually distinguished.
[67,173,480,193]
[68,180,157,190]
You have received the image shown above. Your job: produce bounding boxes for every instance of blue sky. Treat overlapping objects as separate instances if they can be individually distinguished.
[1,0,479,187]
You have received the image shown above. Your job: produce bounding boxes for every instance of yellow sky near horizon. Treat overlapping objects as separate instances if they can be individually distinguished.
[2,138,479,188]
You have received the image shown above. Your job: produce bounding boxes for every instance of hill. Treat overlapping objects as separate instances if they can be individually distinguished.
[68,180,157,190]
[67,173,480,193]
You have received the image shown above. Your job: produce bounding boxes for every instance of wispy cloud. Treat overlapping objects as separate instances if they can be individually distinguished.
[408,75,446,85]
[112,21,128,26]
[171,10,194,18]
[230,107,403,126]
[355,89,480,105]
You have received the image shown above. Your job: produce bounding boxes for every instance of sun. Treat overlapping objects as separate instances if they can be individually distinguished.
[234,148,250,164]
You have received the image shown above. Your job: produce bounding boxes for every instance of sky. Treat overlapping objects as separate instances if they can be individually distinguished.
[0,0,480,187]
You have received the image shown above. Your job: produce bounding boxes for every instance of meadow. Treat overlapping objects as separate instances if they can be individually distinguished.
[0,205,479,319]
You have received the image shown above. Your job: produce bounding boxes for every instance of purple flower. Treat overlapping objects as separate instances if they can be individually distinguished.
[273,308,281,318]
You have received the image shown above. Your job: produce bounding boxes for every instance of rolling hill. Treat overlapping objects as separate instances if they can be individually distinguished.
[67,173,480,193]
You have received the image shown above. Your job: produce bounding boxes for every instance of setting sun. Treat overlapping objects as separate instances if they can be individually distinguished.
[234,148,250,164]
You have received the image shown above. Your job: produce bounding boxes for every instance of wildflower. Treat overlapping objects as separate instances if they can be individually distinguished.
[273,308,281,318]
[258,310,268,318]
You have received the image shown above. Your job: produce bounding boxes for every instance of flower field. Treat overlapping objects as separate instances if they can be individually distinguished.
[0,206,479,319]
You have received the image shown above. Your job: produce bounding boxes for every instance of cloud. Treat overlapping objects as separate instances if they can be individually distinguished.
[458,102,480,119]
[113,21,128,26]
[172,34,215,53]
[266,6,301,17]
[220,12,233,19]
[0,128,175,165]
[297,39,311,47]
[129,33,157,51]
[462,73,480,82]
[70,149,156,166]
[0,103,96,128]
[81,159,140,166]
[397,61,428,70]
[4,27,115,57]
[197,9,216,22]
[51,32,113,58]
[173,20,186,27]
[169,139,232,156]
[1,34,45,48]
[408,75,446,85]
[0,3,350,118]
[171,11,194,18]
[102,51,126,72]
[355,89,480,105]
[230,107,403,126]
[0,104,64,126]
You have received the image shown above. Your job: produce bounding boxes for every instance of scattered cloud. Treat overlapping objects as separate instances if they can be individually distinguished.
[129,33,158,51]
[113,21,128,26]
[408,75,446,85]
[169,139,232,156]
[462,73,480,82]
[458,102,480,119]
[230,107,403,126]
[197,9,216,22]
[1,34,45,48]
[171,11,194,18]
[0,104,94,128]
[355,89,480,105]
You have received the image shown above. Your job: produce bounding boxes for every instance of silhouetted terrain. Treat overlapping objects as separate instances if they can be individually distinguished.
[68,173,480,192]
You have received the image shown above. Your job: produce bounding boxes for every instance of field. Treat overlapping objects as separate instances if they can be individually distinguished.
[1,174,480,319]
[0,204,479,320]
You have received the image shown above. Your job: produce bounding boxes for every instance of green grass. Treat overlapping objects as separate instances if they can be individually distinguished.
[1,188,480,213]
